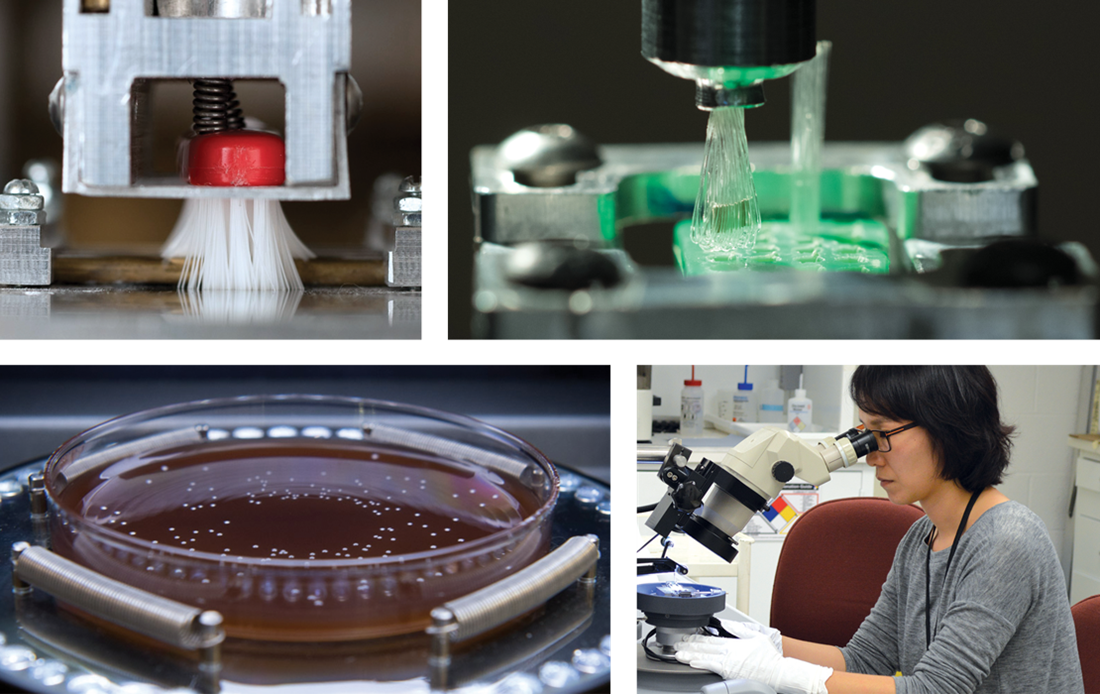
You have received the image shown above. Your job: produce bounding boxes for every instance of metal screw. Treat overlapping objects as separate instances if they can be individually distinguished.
[394,176,422,226]
[197,610,225,675]
[504,241,622,290]
[0,179,44,219]
[497,124,602,188]
[48,79,65,137]
[28,473,46,517]
[345,75,363,134]
[11,542,30,593]
[3,180,39,197]
[399,176,421,194]
[904,119,1023,183]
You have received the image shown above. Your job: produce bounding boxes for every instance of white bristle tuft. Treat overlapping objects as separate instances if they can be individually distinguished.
[162,198,316,291]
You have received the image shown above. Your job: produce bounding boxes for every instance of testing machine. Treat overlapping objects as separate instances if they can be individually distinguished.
[470,0,1093,339]
[0,0,420,338]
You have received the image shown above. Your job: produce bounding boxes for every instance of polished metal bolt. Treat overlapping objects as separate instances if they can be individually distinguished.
[3,180,39,196]
[497,124,602,188]
[394,176,422,227]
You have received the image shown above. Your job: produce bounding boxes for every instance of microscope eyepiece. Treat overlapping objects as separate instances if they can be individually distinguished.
[837,427,878,459]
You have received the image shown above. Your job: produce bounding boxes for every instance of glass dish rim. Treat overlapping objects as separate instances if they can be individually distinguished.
[43,394,560,570]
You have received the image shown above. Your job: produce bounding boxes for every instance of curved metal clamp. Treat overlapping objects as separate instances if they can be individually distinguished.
[426,534,599,688]
[11,543,224,674]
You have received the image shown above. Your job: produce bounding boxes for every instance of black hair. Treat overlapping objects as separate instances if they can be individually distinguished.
[849,366,1015,493]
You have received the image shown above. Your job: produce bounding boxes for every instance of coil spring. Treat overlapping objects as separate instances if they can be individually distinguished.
[192,79,246,134]
[442,534,598,643]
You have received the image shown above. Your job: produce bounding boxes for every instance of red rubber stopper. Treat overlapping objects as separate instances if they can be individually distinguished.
[187,130,286,187]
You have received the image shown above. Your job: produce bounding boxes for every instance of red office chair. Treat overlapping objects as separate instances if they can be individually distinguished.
[770,497,924,648]
[1072,594,1100,694]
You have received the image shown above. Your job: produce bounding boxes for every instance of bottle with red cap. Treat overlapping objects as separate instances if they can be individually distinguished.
[680,366,705,436]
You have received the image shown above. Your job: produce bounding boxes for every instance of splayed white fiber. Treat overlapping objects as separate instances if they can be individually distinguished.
[176,288,304,323]
[162,198,315,291]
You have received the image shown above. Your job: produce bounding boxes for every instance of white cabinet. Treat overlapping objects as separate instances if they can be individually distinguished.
[1069,436,1100,605]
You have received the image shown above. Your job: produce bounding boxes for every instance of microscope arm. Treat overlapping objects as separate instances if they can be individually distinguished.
[719,428,862,494]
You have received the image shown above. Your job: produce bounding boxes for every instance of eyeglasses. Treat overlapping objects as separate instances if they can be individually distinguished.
[860,421,919,452]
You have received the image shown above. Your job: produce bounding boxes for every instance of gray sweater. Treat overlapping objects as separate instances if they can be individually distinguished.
[840,501,1084,694]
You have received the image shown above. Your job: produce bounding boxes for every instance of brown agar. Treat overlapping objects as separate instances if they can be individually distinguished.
[47,432,555,642]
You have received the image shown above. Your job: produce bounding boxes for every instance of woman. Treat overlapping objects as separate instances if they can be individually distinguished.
[676,366,1085,694]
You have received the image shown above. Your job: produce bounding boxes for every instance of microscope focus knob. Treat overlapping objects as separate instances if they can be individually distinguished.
[671,481,704,511]
[772,461,795,483]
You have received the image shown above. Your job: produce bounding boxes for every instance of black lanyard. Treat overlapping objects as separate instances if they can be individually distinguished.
[925,490,981,648]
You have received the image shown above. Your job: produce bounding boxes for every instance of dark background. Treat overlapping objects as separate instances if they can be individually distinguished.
[0,366,610,483]
[449,0,1100,337]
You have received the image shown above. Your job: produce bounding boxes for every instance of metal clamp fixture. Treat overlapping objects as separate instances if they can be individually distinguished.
[56,0,354,199]
[386,176,422,288]
[0,179,51,287]
[11,544,225,672]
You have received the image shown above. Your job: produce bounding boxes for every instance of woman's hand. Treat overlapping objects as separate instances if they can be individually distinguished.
[719,619,785,654]
[675,634,832,694]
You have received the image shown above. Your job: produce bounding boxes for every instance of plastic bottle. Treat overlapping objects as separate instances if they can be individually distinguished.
[758,379,786,423]
[716,389,735,421]
[732,366,756,421]
[787,375,813,433]
[681,367,705,435]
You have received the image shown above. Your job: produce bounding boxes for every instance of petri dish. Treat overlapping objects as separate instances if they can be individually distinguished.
[43,395,559,642]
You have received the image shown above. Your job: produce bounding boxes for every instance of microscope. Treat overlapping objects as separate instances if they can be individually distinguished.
[470,0,1093,339]
[637,426,877,665]
[643,427,876,562]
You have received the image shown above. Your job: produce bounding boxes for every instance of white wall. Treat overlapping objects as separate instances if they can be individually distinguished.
[990,365,1084,578]
[646,367,787,420]
[651,365,855,433]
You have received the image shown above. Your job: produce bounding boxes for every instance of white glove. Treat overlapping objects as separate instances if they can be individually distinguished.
[675,635,832,694]
[718,619,784,655]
